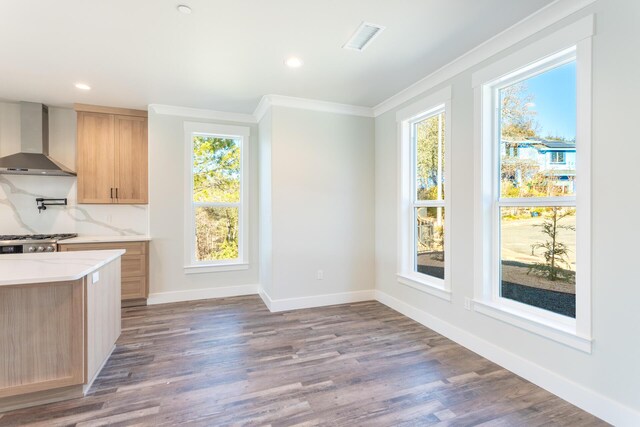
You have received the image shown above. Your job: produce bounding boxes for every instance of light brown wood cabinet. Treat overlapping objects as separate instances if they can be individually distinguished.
[59,241,149,305]
[0,258,121,412]
[76,104,148,204]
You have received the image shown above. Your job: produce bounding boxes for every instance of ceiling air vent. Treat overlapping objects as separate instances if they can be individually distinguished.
[343,22,385,51]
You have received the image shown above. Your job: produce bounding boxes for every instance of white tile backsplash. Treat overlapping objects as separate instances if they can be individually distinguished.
[0,175,148,236]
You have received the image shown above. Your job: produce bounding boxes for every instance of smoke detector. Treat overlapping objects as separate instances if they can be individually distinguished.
[343,22,385,51]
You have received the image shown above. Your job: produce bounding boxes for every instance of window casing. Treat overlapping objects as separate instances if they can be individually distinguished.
[473,20,592,352]
[397,87,452,301]
[184,122,250,273]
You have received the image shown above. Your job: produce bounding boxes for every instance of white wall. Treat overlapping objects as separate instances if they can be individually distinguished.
[261,106,375,302]
[147,111,259,297]
[0,101,148,236]
[374,0,640,418]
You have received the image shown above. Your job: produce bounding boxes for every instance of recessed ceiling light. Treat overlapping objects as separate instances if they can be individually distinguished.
[177,5,192,14]
[285,57,304,68]
[75,83,91,90]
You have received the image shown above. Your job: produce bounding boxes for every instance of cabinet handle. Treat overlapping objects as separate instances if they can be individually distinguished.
[110,188,114,199]
[115,188,118,199]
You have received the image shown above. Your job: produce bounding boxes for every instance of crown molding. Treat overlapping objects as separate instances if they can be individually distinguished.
[151,0,597,123]
[253,94,374,122]
[372,0,597,117]
[149,104,257,123]
[253,96,272,122]
[150,95,374,125]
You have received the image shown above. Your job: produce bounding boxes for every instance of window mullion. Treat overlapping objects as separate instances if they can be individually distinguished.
[497,197,576,207]
[193,201,241,208]
[413,200,445,208]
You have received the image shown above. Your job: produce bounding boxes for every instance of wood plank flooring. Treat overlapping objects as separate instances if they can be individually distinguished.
[0,296,607,426]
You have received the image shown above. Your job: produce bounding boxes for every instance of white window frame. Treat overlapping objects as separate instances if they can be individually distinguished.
[472,16,593,352]
[550,151,566,164]
[397,86,452,301]
[183,122,250,274]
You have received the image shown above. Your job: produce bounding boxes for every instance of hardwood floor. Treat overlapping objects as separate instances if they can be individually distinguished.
[0,296,606,426]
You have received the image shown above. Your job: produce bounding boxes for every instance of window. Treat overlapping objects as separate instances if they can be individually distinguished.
[397,87,451,300]
[550,151,566,164]
[184,122,249,273]
[473,18,592,352]
[497,56,578,319]
[414,111,446,280]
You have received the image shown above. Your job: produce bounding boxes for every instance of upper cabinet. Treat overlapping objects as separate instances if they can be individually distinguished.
[75,104,148,204]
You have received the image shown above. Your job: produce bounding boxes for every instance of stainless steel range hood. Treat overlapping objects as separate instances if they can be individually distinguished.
[0,102,76,176]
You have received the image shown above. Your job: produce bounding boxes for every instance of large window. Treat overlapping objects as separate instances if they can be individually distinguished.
[414,110,446,280]
[496,56,578,318]
[184,123,249,273]
[473,21,592,352]
[397,87,451,300]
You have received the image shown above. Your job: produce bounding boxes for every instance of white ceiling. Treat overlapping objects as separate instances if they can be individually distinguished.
[0,0,554,113]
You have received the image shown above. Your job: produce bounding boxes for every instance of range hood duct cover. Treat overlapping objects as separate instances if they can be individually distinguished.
[0,102,76,176]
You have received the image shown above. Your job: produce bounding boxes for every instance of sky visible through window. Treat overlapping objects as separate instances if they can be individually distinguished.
[524,61,576,140]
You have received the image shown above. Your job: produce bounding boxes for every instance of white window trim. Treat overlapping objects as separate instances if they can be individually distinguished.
[183,122,250,274]
[473,16,593,352]
[397,86,452,301]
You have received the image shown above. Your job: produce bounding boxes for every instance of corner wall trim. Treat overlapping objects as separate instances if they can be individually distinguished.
[259,288,376,312]
[147,284,259,305]
[374,290,640,427]
[253,96,272,122]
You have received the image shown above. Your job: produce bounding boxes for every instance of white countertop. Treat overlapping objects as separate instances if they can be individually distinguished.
[61,235,151,244]
[0,250,125,286]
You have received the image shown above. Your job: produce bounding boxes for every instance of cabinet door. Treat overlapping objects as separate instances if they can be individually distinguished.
[114,115,148,204]
[77,112,116,204]
[122,276,147,300]
[58,241,149,302]
[0,280,84,399]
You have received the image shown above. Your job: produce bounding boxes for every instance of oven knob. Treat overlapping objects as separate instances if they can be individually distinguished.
[28,246,36,252]
[45,246,54,252]
[37,246,44,252]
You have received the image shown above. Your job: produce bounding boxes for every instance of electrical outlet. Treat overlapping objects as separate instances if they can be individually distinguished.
[464,297,471,310]
[92,271,100,284]
[316,270,324,280]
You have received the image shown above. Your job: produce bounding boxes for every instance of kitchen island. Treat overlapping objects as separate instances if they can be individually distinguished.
[0,250,124,412]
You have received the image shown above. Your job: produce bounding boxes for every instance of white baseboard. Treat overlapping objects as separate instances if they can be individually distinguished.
[258,288,273,311]
[147,284,259,305]
[260,288,375,312]
[374,290,640,427]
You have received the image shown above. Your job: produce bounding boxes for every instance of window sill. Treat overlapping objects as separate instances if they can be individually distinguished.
[473,299,592,353]
[397,274,451,302]
[184,262,249,274]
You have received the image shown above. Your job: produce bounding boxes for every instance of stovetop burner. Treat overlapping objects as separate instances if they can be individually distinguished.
[0,233,78,242]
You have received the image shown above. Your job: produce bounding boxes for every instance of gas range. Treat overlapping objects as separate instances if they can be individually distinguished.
[0,233,78,254]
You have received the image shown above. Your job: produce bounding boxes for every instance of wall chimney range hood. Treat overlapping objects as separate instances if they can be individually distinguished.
[0,102,76,176]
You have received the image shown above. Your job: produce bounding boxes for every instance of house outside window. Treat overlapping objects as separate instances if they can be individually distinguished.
[472,18,593,352]
[397,87,452,301]
[184,122,250,273]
